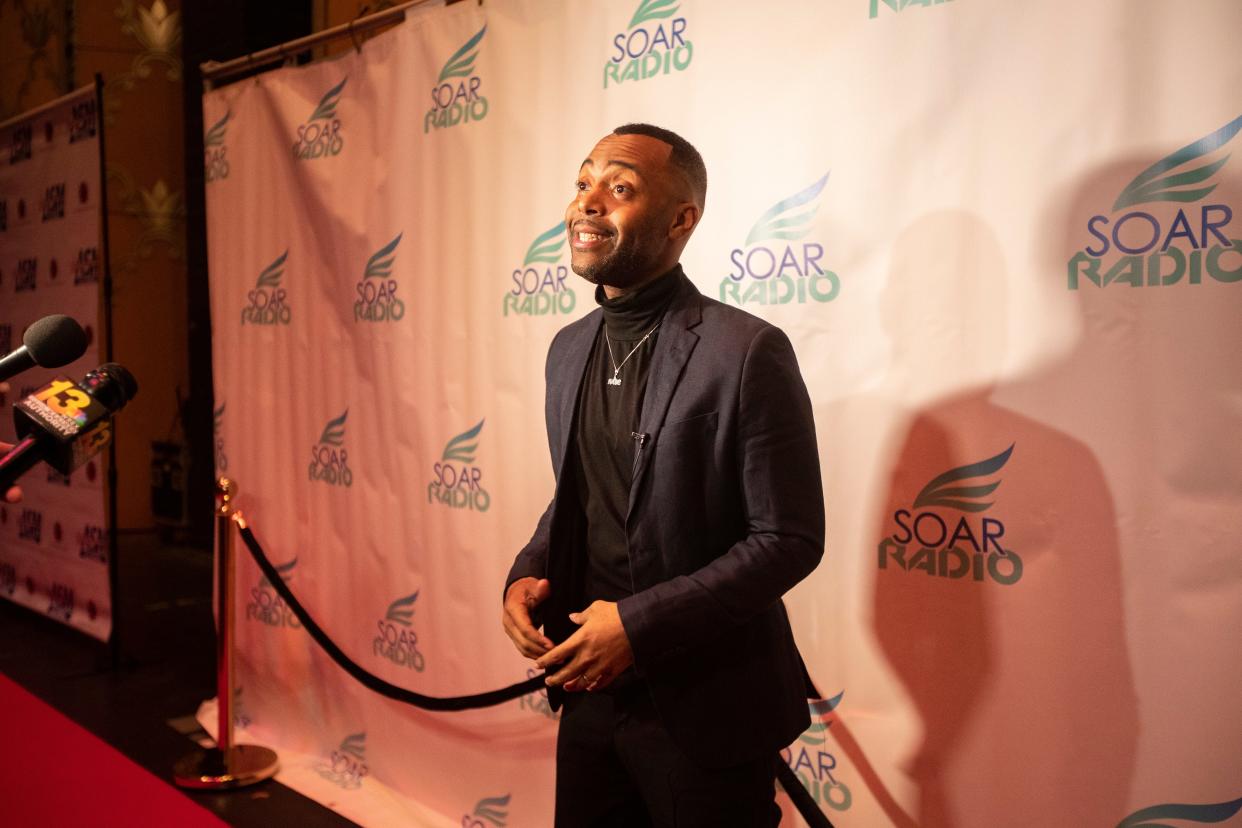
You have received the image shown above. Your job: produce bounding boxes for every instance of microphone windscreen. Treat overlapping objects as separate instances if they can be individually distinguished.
[22,315,87,368]
[89,363,138,408]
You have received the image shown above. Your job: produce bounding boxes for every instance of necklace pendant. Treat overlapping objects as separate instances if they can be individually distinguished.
[607,374,622,387]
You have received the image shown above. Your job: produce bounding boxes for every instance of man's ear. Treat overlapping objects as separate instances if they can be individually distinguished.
[668,202,701,241]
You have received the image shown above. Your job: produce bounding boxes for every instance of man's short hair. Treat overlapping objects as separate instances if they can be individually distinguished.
[613,123,707,208]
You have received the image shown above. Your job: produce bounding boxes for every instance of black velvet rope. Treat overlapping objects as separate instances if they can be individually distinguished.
[237,524,545,711]
[776,760,836,827]
[237,523,834,826]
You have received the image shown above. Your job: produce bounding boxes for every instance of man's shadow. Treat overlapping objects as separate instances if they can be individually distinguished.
[864,209,1138,826]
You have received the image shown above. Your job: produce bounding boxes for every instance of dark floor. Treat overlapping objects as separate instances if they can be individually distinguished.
[0,529,357,828]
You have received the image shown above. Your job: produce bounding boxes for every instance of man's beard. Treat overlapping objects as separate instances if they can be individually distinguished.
[570,214,669,290]
[572,243,659,289]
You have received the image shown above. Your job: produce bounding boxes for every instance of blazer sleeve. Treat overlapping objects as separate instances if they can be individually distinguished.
[502,325,567,601]
[617,324,825,669]
[504,496,552,600]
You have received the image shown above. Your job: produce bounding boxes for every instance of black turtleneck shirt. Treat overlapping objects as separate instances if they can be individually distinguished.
[573,265,684,605]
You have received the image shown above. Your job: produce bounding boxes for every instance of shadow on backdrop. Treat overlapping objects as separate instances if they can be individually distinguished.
[868,209,1138,826]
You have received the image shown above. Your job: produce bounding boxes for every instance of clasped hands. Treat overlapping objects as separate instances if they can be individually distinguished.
[502,576,633,692]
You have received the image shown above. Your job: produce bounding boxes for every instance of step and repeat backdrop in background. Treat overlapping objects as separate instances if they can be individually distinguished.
[202,1,1242,825]
[0,85,110,642]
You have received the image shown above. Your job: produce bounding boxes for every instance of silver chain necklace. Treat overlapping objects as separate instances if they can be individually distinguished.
[604,323,660,387]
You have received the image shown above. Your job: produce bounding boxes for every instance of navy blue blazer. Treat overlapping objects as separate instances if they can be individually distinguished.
[507,274,824,768]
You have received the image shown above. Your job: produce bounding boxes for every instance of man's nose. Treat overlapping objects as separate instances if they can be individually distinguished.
[576,184,605,216]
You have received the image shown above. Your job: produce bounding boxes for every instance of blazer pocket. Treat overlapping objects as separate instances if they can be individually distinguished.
[660,410,718,439]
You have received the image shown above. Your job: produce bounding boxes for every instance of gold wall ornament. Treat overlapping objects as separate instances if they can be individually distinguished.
[106,165,185,269]
[113,0,182,80]
[140,179,180,239]
[136,0,179,54]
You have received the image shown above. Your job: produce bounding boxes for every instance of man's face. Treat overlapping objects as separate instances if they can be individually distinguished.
[565,133,683,291]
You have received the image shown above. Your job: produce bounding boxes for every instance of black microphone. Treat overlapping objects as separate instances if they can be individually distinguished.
[0,363,138,490]
[0,314,89,382]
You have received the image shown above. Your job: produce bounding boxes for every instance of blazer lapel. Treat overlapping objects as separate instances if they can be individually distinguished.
[627,279,702,515]
[553,311,602,483]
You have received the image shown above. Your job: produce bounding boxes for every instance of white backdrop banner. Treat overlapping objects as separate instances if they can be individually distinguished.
[202,1,1242,825]
[0,84,110,642]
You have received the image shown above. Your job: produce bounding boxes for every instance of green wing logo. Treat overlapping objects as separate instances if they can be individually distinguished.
[912,445,1014,513]
[1113,112,1242,211]
[438,24,487,83]
[799,691,844,745]
[524,223,566,265]
[745,173,829,247]
[365,233,403,279]
[204,111,230,146]
[319,410,348,446]
[1117,795,1242,828]
[629,0,679,28]
[338,732,366,761]
[256,250,288,289]
[473,794,510,827]
[385,591,419,626]
[309,77,348,122]
[258,557,297,590]
[442,420,484,463]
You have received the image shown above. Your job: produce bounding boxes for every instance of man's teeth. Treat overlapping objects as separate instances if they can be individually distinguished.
[578,232,605,242]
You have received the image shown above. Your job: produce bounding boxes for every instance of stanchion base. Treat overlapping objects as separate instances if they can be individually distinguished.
[173,745,279,789]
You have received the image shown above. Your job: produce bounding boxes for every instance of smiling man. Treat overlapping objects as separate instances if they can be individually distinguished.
[502,124,824,826]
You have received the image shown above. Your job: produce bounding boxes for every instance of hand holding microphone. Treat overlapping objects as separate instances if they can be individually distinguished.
[0,364,138,492]
[0,315,92,499]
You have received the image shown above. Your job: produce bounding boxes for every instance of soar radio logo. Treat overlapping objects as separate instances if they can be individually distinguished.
[428,420,490,512]
[721,173,840,307]
[309,409,352,487]
[462,794,510,828]
[245,557,302,628]
[373,591,425,672]
[315,732,369,790]
[241,251,292,325]
[782,692,851,815]
[871,0,953,20]
[877,444,1023,586]
[1117,795,1242,828]
[504,222,576,318]
[204,111,230,182]
[294,78,346,160]
[355,233,405,322]
[517,667,558,721]
[425,24,488,133]
[604,0,692,89]
[1069,113,1242,290]
[213,402,227,472]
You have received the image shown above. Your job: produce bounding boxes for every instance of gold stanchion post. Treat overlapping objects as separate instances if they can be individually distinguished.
[174,477,279,788]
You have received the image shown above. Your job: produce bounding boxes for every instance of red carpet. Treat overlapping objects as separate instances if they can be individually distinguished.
[0,672,228,828]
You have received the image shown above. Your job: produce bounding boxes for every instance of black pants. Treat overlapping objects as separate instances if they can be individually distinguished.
[554,684,781,828]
